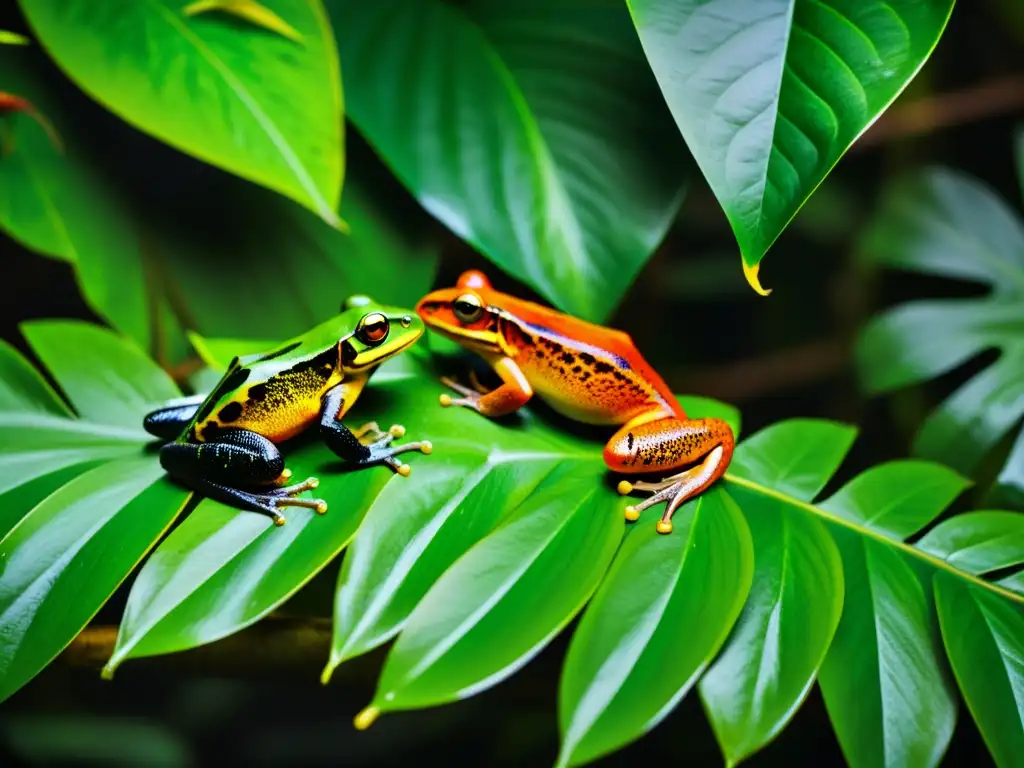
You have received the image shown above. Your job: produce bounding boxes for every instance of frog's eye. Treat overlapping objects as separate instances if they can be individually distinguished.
[453,293,484,323]
[356,312,390,345]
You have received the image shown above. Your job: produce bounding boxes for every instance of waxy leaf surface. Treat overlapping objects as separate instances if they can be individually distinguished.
[626,0,955,288]
[328,0,686,321]
[19,0,344,224]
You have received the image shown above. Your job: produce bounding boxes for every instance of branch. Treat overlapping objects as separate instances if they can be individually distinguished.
[857,75,1024,149]
[56,616,378,680]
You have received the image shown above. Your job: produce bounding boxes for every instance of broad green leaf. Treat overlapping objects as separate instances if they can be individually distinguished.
[626,0,955,290]
[357,463,623,721]
[935,574,1024,768]
[818,460,971,540]
[857,167,1024,487]
[0,459,187,704]
[325,451,555,673]
[19,0,345,225]
[326,392,736,679]
[0,45,149,349]
[20,320,179,428]
[0,338,70,416]
[819,533,957,768]
[698,487,842,765]
[328,0,687,321]
[0,462,102,541]
[727,419,856,500]
[104,469,386,675]
[917,511,1024,575]
[558,491,753,767]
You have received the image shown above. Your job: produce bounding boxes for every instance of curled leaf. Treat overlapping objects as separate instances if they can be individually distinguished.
[183,0,303,43]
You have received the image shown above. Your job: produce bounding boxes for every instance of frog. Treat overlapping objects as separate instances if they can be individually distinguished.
[142,295,432,526]
[414,271,734,534]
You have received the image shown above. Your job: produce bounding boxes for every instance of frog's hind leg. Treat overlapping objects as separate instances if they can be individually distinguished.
[143,394,208,441]
[605,416,734,534]
[159,428,327,526]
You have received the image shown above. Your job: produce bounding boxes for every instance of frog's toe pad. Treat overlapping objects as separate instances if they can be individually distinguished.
[420,440,433,455]
[617,480,633,495]
[397,463,411,477]
[656,520,673,535]
[389,424,406,438]
[439,393,453,407]
[624,505,640,522]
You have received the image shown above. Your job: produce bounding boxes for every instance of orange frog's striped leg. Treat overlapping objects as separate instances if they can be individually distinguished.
[439,357,532,418]
[604,413,735,535]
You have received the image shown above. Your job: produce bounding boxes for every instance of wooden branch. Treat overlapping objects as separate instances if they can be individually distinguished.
[55,616,376,680]
[857,75,1024,149]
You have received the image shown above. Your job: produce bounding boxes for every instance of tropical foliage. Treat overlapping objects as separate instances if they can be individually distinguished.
[5,0,1023,766]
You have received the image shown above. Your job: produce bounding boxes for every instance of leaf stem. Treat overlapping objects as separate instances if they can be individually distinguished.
[723,474,1024,606]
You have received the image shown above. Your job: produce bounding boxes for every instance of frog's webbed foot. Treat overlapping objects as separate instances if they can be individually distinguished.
[210,477,327,527]
[616,446,726,535]
[438,376,483,412]
[354,424,432,477]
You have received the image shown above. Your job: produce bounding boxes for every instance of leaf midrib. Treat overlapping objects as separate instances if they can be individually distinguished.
[724,474,1024,607]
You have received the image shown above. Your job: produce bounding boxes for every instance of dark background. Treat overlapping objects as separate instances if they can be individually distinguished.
[1,2,1021,765]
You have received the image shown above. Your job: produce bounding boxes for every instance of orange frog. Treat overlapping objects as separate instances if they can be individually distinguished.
[415,270,734,534]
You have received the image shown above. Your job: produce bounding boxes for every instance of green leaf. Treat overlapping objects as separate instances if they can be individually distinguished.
[103,469,385,675]
[0,338,70,416]
[727,419,857,500]
[19,0,345,225]
[558,490,753,767]
[856,166,1024,491]
[820,533,957,768]
[0,46,150,349]
[0,459,187,703]
[328,0,687,321]
[935,574,1024,768]
[0,31,30,45]
[183,0,303,43]
[20,320,179,428]
[698,487,842,765]
[917,511,1024,575]
[357,463,623,721]
[626,0,955,291]
[818,460,971,540]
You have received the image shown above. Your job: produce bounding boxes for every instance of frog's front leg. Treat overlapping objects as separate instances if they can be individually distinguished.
[605,413,735,535]
[439,356,532,418]
[320,381,431,477]
[143,394,208,441]
[159,428,327,526]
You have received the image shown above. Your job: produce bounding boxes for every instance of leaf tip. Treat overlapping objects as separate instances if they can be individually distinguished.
[742,261,771,296]
[0,31,30,46]
[182,0,304,43]
[320,659,337,686]
[353,704,380,731]
[100,662,117,681]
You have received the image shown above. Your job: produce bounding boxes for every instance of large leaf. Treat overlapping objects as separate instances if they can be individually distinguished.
[328,0,687,321]
[19,0,345,225]
[856,162,1024,502]
[626,0,955,292]
[0,322,189,704]
[0,46,150,348]
[557,490,753,767]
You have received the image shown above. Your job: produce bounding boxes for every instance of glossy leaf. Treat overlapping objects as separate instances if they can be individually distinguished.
[19,0,345,225]
[818,460,971,540]
[0,459,186,703]
[917,511,1024,575]
[857,165,1024,495]
[818,533,956,768]
[358,463,623,719]
[329,0,687,321]
[0,338,70,416]
[558,491,753,767]
[698,487,842,765]
[183,0,303,43]
[20,320,179,428]
[627,0,955,290]
[727,419,856,500]
[935,574,1024,768]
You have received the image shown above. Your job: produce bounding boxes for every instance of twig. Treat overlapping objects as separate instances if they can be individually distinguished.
[857,75,1024,149]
